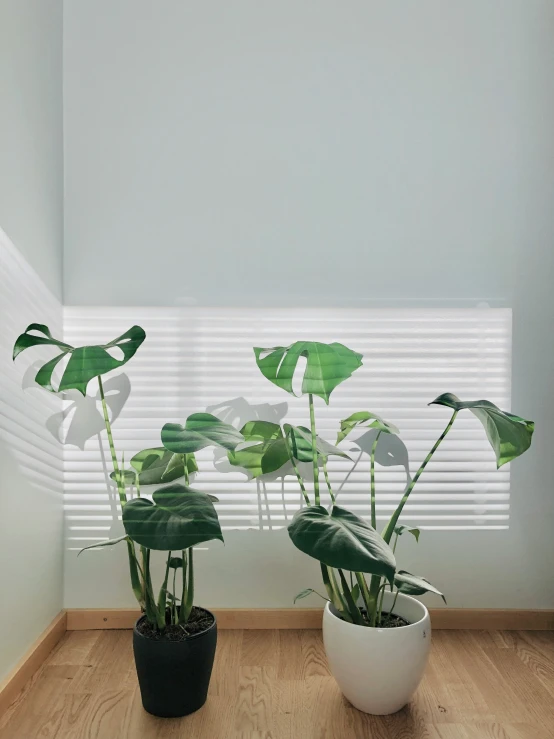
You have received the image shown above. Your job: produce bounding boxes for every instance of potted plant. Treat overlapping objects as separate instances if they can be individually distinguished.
[13,324,244,717]
[230,341,534,714]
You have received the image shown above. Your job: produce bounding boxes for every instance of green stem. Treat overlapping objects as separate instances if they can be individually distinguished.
[320,563,351,622]
[157,552,172,629]
[283,430,310,506]
[338,569,364,625]
[98,377,144,605]
[184,455,190,486]
[308,394,320,506]
[355,572,373,617]
[386,589,400,624]
[172,567,178,625]
[382,410,458,544]
[183,547,194,622]
[179,550,188,623]
[376,581,388,625]
[98,376,126,506]
[370,431,381,529]
[322,461,336,504]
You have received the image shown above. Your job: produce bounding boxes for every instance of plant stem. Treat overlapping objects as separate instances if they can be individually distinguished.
[283,429,310,506]
[338,569,364,625]
[320,563,352,622]
[157,552,172,630]
[322,460,336,504]
[98,376,144,606]
[381,410,458,544]
[183,547,194,622]
[376,581,388,625]
[355,572,373,617]
[172,567,178,625]
[184,455,190,486]
[370,431,381,529]
[386,589,400,625]
[308,394,320,505]
[179,550,188,623]
[98,376,126,505]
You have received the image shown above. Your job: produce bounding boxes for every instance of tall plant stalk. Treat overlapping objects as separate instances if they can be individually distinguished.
[308,394,320,505]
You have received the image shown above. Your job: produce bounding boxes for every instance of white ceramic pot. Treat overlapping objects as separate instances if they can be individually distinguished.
[322,591,431,715]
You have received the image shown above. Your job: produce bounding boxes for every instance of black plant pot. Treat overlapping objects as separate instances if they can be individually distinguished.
[133,608,217,718]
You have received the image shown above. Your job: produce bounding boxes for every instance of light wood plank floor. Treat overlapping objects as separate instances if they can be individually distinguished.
[1,629,553,738]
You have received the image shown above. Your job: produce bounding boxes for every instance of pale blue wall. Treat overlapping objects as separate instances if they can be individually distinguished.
[0,0,63,299]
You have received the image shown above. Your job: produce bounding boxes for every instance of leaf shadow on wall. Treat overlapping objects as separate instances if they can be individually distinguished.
[44,374,131,450]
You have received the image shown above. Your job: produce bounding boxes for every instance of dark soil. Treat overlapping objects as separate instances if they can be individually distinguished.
[136,607,214,642]
[356,608,411,628]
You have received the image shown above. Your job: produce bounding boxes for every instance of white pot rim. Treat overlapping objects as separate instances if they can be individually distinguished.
[324,592,429,633]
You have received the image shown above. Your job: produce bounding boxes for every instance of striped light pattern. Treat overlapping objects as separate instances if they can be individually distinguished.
[0,233,63,500]
[63,306,511,553]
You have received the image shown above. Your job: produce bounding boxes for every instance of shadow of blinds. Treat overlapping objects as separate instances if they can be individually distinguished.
[0,233,63,498]
[63,306,511,551]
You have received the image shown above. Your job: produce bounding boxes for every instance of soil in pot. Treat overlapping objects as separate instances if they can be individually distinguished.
[353,608,411,629]
[133,606,217,718]
[136,606,214,641]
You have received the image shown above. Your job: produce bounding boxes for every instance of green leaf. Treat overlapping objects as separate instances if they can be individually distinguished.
[162,413,244,454]
[109,468,138,486]
[394,570,446,603]
[288,505,396,583]
[253,342,363,404]
[13,324,145,395]
[122,483,224,551]
[169,556,184,569]
[129,447,198,486]
[293,588,317,604]
[394,525,421,542]
[228,422,290,478]
[430,393,534,468]
[336,411,399,444]
[286,425,351,462]
[78,535,128,556]
[228,422,350,478]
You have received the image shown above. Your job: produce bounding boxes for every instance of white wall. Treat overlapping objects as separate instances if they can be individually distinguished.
[0,0,63,299]
[0,0,64,681]
[61,1,554,609]
[0,233,64,682]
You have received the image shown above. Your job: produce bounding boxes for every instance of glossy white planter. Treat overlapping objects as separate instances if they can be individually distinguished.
[322,592,431,715]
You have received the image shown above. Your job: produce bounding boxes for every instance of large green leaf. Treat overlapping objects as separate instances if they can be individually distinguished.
[13,324,145,396]
[430,393,534,468]
[394,570,446,603]
[336,411,399,444]
[122,483,224,550]
[253,342,363,404]
[162,413,244,454]
[287,505,396,582]
[228,422,350,479]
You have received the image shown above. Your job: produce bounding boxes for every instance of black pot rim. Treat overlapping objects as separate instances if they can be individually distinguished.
[133,606,217,643]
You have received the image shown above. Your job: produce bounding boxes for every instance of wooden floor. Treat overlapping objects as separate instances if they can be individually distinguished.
[1,629,554,739]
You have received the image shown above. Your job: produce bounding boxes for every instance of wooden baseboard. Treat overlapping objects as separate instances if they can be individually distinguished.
[65,607,554,632]
[0,611,67,717]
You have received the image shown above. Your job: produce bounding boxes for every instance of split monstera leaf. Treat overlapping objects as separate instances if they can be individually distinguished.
[12,323,145,395]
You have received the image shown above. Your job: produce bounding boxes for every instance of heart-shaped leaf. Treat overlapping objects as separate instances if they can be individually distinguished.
[162,413,244,454]
[288,505,396,583]
[394,570,446,603]
[430,393,534,468]
[13,324,145,395]
[122,483,224,551]
[254,342,363,404]
[169,556,184,569]
[394,525,420,542]
[336,411,399,444]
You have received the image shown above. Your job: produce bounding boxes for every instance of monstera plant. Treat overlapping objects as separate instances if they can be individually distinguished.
[12,324,243,631]
[230,340,535,628]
